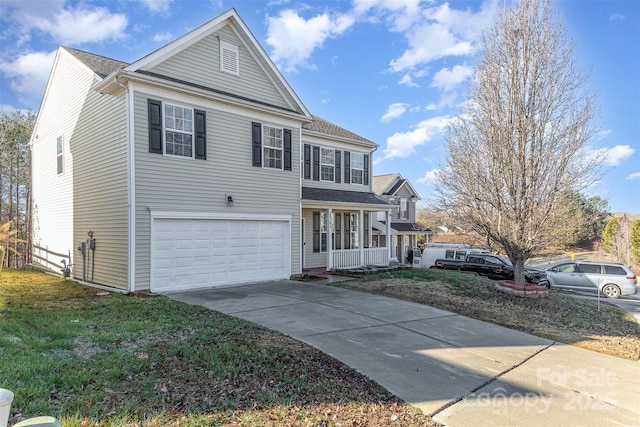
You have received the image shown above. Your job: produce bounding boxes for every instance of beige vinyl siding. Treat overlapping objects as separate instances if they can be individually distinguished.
[71,88,129,289]
[132,90,301,289]
[149,26,293,112]
[31,49,89,272]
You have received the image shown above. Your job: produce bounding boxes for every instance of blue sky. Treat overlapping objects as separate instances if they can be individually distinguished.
[1,0,638,213]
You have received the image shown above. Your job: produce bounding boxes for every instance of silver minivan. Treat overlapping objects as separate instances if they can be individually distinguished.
[546,261,638,298]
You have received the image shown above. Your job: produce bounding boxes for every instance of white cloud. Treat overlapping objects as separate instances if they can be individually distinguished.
[0,50,56,103]
[140,0,173,14]
[34,6,128,45]
[266,9,355,71]
[152,32,174,43]
[597,145,635,167]
[610,13,626,21]
[388,0,498,72]
[416,169,440,183]
[626,172,640,180]
[431,64,473,91]
[398,73,419,87]
[379,115,450,161]
[381,103,409,122]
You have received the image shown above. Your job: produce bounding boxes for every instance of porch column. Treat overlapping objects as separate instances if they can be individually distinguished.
[386,210,392,262]
[359,209,364,267]
[326,208,333,270]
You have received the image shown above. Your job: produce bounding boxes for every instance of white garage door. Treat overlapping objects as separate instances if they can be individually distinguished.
[151,218,289,293]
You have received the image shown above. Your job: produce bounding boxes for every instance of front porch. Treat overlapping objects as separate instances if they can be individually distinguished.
[302,187,396,271]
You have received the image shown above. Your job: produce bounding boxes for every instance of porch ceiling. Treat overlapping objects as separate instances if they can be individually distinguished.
[302,187,395,209]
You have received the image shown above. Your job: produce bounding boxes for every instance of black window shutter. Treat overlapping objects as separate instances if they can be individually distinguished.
[194,109,206,160]
[303,144,311,179]
[344,213,350,249]
[283,129,292,171]
[313,212,320,253]
[364,154,370,186]
[148,99,163,154]
[335,213,341,249]
[364,213,370,248]
[312,146,320,181]
[252,122,262,166]
[344,151,351,183]
[335,150,341,183]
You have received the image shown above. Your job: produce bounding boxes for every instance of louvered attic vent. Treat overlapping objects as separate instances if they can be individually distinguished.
[220,40,239,75]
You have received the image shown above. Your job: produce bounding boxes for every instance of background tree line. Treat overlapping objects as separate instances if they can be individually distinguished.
[0,111,35,269]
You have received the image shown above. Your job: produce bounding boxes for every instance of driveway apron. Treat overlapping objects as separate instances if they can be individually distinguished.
[169,280,640,426]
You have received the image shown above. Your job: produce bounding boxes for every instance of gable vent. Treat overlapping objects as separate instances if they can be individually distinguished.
[220,40,239,75]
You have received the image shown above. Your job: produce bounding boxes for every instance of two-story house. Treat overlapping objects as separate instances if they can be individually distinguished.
[372,174,429,263]
[30,8,394,294]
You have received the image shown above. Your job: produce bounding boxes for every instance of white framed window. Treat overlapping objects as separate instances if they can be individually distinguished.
[320,212,328,252]
[399,198,408,219]
[56,135,64,175]
[263,125,283,169]
[164,103,194,158]
[320,148,335,181]
[351,153,364,184]
[220,40,239,75]
[350,214,359,249]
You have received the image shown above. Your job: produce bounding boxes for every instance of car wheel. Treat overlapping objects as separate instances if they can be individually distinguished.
[602,284,621,299]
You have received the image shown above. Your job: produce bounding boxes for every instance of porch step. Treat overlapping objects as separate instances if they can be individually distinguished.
[334,263,412,276]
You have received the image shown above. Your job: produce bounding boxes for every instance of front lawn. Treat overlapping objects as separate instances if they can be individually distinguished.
[335,269,640,361]
[0,270,432,426]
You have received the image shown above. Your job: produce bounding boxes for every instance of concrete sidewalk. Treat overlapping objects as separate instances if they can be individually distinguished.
[169,280,640,426]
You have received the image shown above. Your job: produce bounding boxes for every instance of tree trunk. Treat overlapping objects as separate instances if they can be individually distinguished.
[512,256,527,286]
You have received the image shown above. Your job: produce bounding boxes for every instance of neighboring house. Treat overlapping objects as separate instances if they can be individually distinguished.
[30,8,394,294]
[372,174,430,263]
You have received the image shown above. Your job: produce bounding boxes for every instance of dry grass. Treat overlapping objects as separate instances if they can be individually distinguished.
[335,269,640,361]
[0,270,434,426]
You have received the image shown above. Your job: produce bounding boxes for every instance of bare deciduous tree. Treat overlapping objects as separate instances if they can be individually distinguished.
[435,0,601,285]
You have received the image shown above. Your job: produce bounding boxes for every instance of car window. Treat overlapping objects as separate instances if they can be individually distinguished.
[485,256,502,266]
[455,251,467,260]
[552,263,576,273]
[445,250,454,259]
[603,265,626,275]
[577,264,601,274]
[467,256,484,263]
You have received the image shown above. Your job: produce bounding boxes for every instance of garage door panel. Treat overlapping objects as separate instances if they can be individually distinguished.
[151,218,289,292]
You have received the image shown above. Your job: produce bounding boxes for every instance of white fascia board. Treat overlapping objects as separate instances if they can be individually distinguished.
[125,10,235,72]
[301,200,392,210]
[110,71,307,125]
[149,210,292,222]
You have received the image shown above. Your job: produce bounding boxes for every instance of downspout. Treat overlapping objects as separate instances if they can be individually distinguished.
[114,76,136,293]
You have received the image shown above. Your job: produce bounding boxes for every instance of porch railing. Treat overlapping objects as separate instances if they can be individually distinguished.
[364,247,388,266]
[332,247,389,269]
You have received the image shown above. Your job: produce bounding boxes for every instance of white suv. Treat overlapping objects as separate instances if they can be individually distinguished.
[546,261,638,299]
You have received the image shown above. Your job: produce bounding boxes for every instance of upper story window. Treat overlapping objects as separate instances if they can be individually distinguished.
[399,198,408,219]
[164,103,194,158]
[148,99,206,160]
[320,148,335,181]
[351,153,364,184]
[220,40,239,75]
[56,135,64,175]
[263,125,283,169]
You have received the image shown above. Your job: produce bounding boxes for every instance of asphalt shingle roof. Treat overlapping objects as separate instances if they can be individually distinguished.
[303,115,374,145]
[63,47,129,78]
[302,187,394,206]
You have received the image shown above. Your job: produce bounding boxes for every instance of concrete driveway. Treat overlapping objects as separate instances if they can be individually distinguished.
[169,280,640,426]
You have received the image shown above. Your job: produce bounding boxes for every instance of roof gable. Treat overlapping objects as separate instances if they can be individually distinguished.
[64,47,128,78]
[123,8,309,116]
[373,174,420,199]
